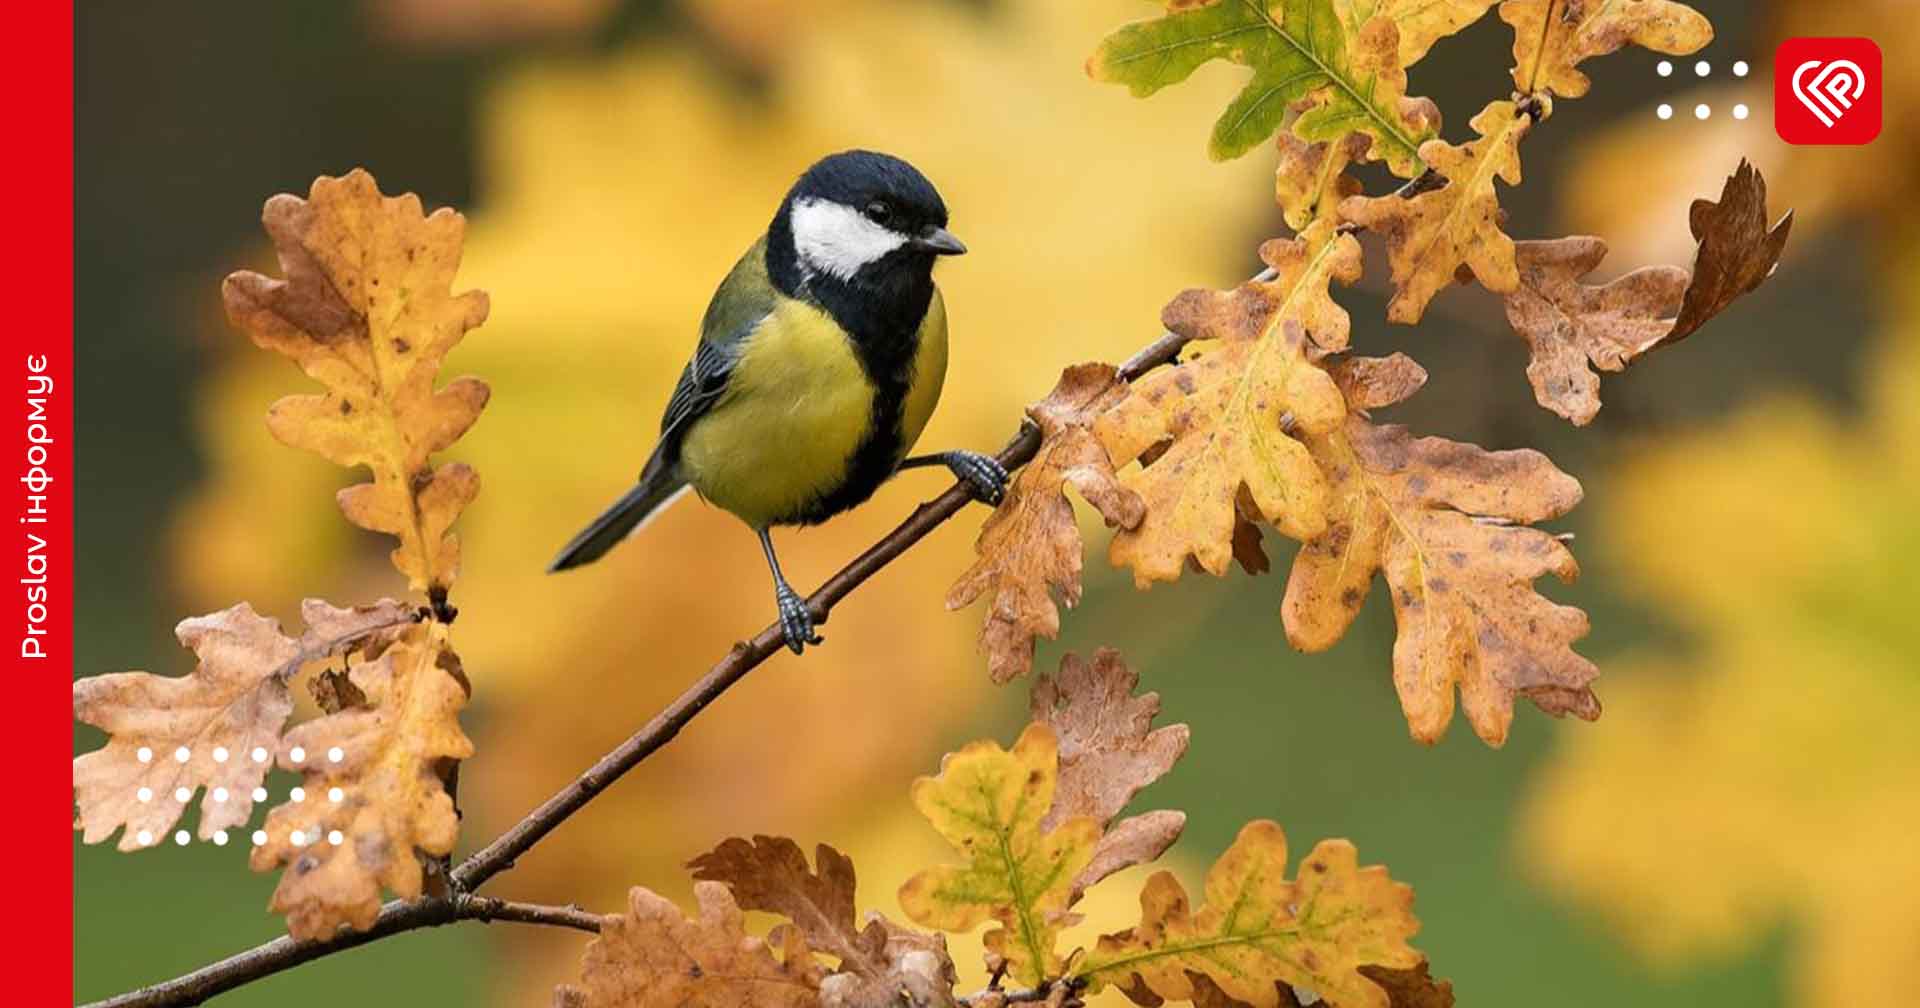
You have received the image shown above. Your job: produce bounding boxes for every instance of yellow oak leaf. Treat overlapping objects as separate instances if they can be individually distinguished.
[223,168,491,595]
[947,365,1145,684]
[898,723,1101,986]
[1334,0,1496,66]
[72,599,414,850]
[1282,356,1598,746]
[1097,235,1357,586]
[249,620,473,939]
[1503,236,1690,426]
[1274,129,1370,233]
[1340,99,1528,324]
[1500,0,1712,99]
[1076,820,1422,1008]
[556,882,824,1008]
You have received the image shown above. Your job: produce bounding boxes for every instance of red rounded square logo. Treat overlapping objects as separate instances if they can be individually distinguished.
[1776,37,1882,145]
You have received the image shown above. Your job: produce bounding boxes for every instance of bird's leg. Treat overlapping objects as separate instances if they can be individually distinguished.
[758,528,822,655]
[899,450,1009,506]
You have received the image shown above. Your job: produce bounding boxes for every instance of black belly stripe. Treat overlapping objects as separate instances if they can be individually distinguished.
[777,257,934,525]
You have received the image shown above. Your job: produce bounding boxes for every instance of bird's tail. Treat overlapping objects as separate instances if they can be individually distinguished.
[548,461,690,573]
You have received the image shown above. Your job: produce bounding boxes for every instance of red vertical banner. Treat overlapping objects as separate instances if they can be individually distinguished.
[5,1,74,1000]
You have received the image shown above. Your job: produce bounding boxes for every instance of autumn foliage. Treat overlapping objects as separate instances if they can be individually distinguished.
[73,1,1799,1006]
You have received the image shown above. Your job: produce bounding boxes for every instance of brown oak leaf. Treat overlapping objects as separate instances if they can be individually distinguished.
[249,620,473,938]
[1031,649,1191,900]
[73,599,413,850]
[1097,238,1355,586]
[1501,0,1712,98]
[1665,159,1794,346]
[1282,358,1598,746]
[689,836,961,1008]
[1504,236,1690,425]
[223,168,490,594]
[1341,100,1529,324]
[947,364,1144,683]
[555,882,824,1008]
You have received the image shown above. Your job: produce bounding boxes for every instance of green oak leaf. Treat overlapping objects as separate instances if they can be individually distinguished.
[1089,0,1437,171]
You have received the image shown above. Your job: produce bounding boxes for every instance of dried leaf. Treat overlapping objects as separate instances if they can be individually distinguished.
[1503,237,1690,425]
[1356,961,1456,1008]
[898,723,1100,985]
[1334,0,1497,65]
[1341,99,1528,324]
[817,927,961,1008]
[556,882,824,1007]
[1665,160,1793,346]
[223,168,491,593]
[1072,809,1189,906]
[1282,359,1598,745]
[1030,649,1189,830]
[73,599,413,849]
[1076,820,1422,1008]
[1089,0,1438,171]
[250,621,473,938]
[689,836,870,971]
[1097,236,1356,586]
[1501,0,1712,98]
[1275,130,1370,233]
[947,365,1144,684]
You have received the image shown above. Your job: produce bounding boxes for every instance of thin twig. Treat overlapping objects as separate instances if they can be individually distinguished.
[82,289,1229,1008]
[82,897,600,1008]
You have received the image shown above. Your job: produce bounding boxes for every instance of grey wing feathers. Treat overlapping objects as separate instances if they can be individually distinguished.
[657,235,776,443]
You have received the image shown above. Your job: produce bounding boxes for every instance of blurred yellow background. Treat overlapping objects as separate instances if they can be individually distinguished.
[74,1,1915,1005]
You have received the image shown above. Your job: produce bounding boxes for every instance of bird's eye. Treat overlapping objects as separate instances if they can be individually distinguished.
[863,200,892,224]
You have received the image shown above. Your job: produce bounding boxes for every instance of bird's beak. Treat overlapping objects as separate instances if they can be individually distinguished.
[911,227,967,256]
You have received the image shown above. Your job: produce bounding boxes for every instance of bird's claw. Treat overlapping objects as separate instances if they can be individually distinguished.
[775,585,823,655]
[949,451,1010,506]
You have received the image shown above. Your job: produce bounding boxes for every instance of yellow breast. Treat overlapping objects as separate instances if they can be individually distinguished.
[900,287,948,453]
[678,299,875,527]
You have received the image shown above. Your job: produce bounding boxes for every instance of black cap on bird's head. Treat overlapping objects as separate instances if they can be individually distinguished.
[774,150,965,288]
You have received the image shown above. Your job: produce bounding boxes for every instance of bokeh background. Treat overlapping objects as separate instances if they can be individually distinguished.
[74,0,1915,1005]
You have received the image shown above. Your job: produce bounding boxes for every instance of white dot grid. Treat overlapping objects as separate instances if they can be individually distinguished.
[1695,103,1712,120]
[1657,103,1674,120]
[1657,60,1673,77]
[1656,55,1754,120]
[1695,60,1711,77]
[1734,103,1750,120]
[127,750,348,848]
[1734,60,1750,77]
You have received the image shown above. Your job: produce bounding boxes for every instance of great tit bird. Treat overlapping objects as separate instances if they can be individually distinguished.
[549,150,1008,654]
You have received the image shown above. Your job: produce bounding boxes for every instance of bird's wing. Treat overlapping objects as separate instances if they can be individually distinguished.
[656,235,778,443]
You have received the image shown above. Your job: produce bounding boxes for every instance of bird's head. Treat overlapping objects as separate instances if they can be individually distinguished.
[775,150,964,289]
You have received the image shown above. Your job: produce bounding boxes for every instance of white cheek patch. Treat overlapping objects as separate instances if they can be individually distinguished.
[791,197,909,281]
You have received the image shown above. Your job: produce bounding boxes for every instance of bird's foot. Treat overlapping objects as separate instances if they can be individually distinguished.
[775,584,823,655]
[947,451,1010,506]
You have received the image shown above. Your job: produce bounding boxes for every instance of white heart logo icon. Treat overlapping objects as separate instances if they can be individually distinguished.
[1793,58,1867,127]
